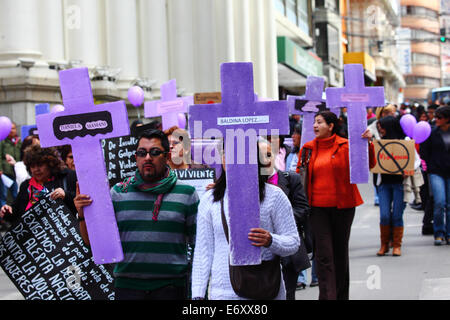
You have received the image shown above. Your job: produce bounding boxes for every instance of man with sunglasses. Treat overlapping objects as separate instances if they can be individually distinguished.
[420,106,450,246]
[75,129,199,300]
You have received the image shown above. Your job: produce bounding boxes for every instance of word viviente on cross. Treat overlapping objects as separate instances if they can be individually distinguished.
[188,62,289,265]
[326,64,385,184]
[36,67,130,264]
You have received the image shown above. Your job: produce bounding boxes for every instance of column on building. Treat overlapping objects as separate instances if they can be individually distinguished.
[138,0,170,88]
[167,0,196,94]
[263,0,279,99]
[249,0,268,98]
[64,0,106,68]
[105,0,139,88]
[233,0,252,62]
[39,0,65,64]
[0,0,42,64]
[191,0,219,92]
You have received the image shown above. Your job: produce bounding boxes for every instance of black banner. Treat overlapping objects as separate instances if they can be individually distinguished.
[102,135,138,188]
[0,194,115,300]
[53,111,113,140]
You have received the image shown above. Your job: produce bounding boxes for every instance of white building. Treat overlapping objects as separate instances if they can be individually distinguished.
[0,0,321,130]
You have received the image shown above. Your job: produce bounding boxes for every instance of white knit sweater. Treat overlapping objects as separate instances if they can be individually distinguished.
[191,183,300,300]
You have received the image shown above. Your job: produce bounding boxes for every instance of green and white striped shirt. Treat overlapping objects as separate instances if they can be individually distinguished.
[110,180,199,291]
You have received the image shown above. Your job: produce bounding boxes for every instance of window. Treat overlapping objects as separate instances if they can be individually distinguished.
[297,0,309,34]
[316,0,338,12]
[405,76,440,87]
[411,52,440,66]
[274,0,310,35]
[401,5,438,19]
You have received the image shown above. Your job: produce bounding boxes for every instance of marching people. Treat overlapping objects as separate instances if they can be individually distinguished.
[419,106,450,245]
[375,116,408,256]
[74,129,199,300]
[191,140,300,300]
[296,111,375,300]
[0,122,21,207]
[258,137,311,300]
[0,145,77,222]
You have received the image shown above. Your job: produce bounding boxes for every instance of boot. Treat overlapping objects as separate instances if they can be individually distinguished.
[377,225,391,256]
[392,226,404,256]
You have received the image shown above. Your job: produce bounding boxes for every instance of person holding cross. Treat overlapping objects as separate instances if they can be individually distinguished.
[74,129,199,300]
[296,110,375,300]
[191,139,300,300]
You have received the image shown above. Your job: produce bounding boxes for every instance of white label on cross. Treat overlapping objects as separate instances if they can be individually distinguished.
[340,93,370,103]
[156,100,184,114]
[217,115,270,126]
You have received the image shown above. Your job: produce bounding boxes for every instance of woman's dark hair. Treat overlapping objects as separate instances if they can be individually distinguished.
[20,135,39,160]
[23,145,66,177]
[377,116,406,139]
[315,111,340,136]
[435,106,450,124]
[58,145,72,162]
[130,119,144,136]
[137,129,170,152]
[213,141,267,203]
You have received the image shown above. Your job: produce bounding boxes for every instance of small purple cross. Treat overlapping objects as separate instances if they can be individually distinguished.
[188,63,289,265]
[36,68,130,264]
[144,79,193,130]
[326,64,385,184]
[287,76,339,148]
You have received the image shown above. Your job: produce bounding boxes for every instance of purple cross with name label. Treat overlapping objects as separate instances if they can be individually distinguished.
[326,64,385,184]
[188,62,289,265]
[144,79,193,131]
[36,68,130,264]
[287,76,340,148]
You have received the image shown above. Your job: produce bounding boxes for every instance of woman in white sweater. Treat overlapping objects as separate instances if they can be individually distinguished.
[191,143,300,300]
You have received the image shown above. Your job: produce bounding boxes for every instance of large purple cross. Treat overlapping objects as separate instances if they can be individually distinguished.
[36,68,130,264]
[144,79,193,130]
[326,64,385,184]
[287,76,339,148]
[188,63,289,265]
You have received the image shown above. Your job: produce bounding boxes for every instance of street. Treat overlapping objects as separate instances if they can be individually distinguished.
[296,182,450,300]
[0,182,449,300]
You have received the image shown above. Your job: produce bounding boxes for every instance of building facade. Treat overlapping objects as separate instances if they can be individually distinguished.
[400,0,441,104]
[1,0,299,130]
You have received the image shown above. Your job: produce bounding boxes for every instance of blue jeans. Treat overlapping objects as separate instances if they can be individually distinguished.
[378,183,406,227]
[298,259,318,283]
[429,174,450,239]
[0,178,18,207]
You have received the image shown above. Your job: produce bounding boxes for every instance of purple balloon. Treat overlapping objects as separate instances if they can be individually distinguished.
[178,113,186,129]
[51,104,65,113]
[413,121,431,144]
[0,116,12,141]
[400,114,417,138]
[128,86,145,107]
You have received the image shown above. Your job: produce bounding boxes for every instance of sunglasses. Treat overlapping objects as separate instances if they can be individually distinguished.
[136,148,167,158]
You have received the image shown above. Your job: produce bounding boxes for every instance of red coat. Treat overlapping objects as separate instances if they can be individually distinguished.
[296,135,376,209]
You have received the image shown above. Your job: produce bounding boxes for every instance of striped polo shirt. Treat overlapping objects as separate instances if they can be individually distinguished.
[110,180,199,291]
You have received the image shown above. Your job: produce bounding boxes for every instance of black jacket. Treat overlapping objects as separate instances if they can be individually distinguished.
[420,127,450,178]
[6,168,78,223]
[277,170,312,272]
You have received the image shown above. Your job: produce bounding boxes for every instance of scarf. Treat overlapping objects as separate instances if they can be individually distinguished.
[267,169,278,186]
[120,168,177,221]
[26,177,50,210]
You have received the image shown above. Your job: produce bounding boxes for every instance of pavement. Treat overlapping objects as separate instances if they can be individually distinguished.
[295,182,450,300]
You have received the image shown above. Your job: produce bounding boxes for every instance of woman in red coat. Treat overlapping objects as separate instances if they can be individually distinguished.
[296,111,375,300]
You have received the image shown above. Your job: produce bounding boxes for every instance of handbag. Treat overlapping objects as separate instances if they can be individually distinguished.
[220,200,281,300]
[297,148,312,198]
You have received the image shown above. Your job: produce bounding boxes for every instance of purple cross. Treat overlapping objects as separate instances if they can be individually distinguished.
[188,63,289,265]
[287,76,339,148]
[326,64,385,184]
[36,68,130,264]
[144,79,193,130]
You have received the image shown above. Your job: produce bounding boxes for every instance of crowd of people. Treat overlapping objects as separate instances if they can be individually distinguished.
[0,97,448,301]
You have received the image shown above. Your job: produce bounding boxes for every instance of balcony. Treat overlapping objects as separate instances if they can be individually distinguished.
[401,16,440,34]
[410,65,441,79]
